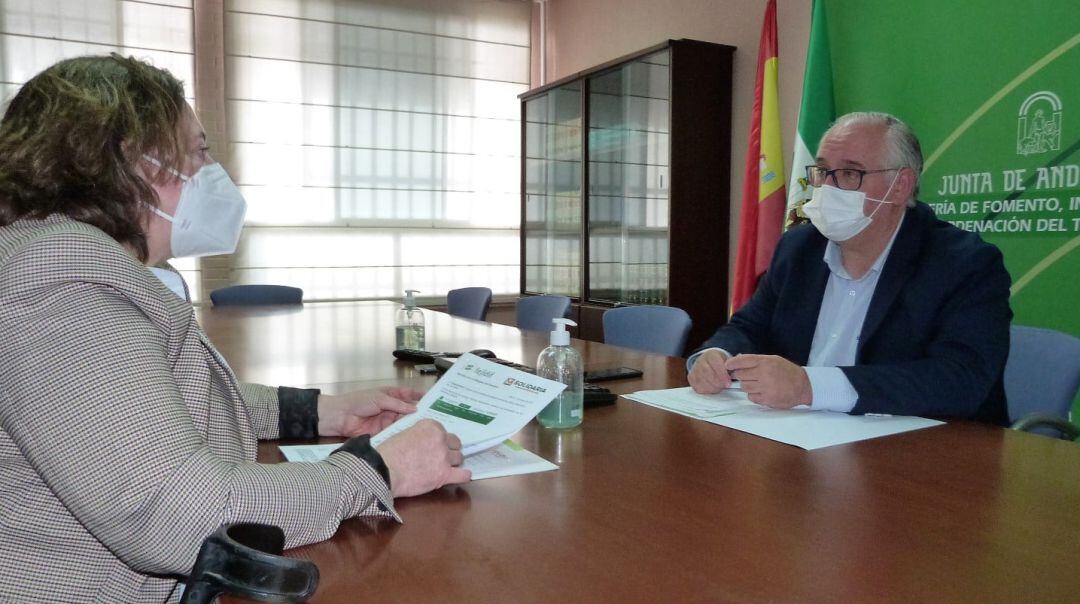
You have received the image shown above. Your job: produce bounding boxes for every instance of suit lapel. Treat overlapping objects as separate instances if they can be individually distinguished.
[857,206,925,357]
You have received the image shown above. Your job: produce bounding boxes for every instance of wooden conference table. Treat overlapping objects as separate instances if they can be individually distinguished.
[198,300,1080,602]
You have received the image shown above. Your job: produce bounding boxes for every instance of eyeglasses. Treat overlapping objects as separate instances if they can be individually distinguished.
[805,165,901,191]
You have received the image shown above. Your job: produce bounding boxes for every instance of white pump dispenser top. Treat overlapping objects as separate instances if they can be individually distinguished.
[403,289,420,308]
[549,317,576,346]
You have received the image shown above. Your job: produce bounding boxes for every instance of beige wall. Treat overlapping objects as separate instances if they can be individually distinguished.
[530,0,812,290]
[193,0,231,301]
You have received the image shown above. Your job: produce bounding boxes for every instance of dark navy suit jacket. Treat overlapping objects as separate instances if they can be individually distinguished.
[695,202,1012,425]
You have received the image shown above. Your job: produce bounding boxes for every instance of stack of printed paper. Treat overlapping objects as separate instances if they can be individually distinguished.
[280,353,562,479]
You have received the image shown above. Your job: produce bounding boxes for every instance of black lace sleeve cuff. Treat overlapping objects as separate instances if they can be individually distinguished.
[334,435,392,490]
[277,386,321,439]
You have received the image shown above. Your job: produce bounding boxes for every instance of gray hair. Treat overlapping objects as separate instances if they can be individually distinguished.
[824,112,923,207]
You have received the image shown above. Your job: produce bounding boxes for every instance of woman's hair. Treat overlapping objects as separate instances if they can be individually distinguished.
[0,54,188,261]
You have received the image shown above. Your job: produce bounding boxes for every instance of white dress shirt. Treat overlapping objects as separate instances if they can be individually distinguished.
[148,266,190,301]
[688,215,904,411]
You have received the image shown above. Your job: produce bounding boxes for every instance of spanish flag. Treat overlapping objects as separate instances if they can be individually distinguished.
[731,0,786,313]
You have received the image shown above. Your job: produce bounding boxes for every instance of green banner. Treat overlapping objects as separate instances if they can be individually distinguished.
[431,398,495,425]
[822,0,1079,410]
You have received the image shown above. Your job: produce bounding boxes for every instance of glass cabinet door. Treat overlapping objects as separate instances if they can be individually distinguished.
[587,49,671,305]
[523,84,582,297]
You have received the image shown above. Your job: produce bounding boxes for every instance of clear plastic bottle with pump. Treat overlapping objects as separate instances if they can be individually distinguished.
[395,289,426,349]
[536,318,583,429]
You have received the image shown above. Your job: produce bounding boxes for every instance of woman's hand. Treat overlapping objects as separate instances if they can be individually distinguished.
[317,387,423,436]
[377,419,472,497]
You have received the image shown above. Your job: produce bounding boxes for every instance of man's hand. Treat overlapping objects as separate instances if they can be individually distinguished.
[317,387,423,437]
[376,419,472,497]
[725,354,812,408]
[688,349,733,394]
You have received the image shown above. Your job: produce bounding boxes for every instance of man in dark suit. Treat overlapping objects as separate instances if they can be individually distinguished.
[688,112,1011,424]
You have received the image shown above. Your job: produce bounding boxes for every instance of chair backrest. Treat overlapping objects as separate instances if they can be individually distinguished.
[602,305,693,357]
[1011,414,1080,441]
[210,285,303,307]
[1005,325,1080,424]
[181,523,318,604]
[447,287,492,321]
[516,295,571,332]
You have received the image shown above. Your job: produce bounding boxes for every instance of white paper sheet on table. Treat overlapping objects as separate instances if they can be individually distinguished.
[457,439,558,480]
[279,440,557,481]
[624,386,944,450]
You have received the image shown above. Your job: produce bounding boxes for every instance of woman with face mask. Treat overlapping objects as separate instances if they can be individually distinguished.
[0,54,470,602]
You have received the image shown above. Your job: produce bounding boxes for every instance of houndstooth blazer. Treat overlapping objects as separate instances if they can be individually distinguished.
[0,215,399,603]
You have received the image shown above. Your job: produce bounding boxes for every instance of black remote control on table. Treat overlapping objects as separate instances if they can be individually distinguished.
[392,348,451,363]
[432,355,531,374]
[584,366,643,382]
[583,384,618,407]
[393,348,496,363]
[489,357,535,372]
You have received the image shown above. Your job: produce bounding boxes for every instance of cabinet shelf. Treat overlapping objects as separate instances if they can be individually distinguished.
[520,39,733,350]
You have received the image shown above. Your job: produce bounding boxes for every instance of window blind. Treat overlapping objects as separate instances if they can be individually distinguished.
[223,0,530,303]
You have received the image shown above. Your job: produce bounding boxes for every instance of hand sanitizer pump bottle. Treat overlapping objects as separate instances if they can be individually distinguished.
[536,318,583,429]
[395,289,425,349]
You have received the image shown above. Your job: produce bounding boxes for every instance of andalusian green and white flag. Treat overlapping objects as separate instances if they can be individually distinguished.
[786,0,835,217]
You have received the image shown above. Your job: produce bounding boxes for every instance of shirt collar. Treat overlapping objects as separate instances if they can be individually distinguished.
[822,210,906,281]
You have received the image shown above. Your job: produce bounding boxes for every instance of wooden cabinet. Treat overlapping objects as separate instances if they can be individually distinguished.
[520,39,734,352]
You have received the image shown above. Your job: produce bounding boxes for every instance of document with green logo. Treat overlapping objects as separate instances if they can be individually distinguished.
[371,352,566,456]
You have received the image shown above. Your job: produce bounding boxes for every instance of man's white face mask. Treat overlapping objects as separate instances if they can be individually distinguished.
[802,171,900,242]
[142,155,247,258]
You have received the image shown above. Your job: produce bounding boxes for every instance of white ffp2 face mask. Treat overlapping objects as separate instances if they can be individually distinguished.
[802,173,900,242]
[143,156,247,258]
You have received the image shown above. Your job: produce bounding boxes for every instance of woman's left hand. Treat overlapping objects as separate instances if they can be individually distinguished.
[317,387,423,436]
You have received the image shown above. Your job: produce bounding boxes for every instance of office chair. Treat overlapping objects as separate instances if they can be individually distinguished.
[181,523,318,604]
[209,285,304,307]
[516,295,571,332]
[602,305,693,357]
[1011,414,1080,442]
[447,287,493,321]
[1005,325,1080,439]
